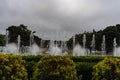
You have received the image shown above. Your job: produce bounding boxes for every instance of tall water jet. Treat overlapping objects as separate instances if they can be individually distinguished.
[83,34,86,49]
[91,34,95,55]
[49,40,54,50]
[40,39,43,48]
[5,30,9,47]
[29,31,35,53]
[73,35,75,50]
[63,41,67,50]
[3,30,9,53]
[101,35,106,55]
[17,35,21,54]
[113,38,117,56]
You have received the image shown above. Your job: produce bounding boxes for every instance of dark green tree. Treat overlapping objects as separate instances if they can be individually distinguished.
[7,24,42,47]
[103,25,120,52]
[0,34,5,46]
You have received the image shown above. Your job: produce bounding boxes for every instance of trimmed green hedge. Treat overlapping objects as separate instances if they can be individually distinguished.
[1,54,118,80]
[70,56,105,63]
[22,56,105,80]
[76,62,97,80]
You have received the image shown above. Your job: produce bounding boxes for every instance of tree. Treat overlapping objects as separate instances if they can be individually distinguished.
[103,25,120,52]
[0,34,5,46]
[6,24,41,47]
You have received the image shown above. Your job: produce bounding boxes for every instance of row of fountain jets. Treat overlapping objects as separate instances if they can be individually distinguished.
[0,30,119,56]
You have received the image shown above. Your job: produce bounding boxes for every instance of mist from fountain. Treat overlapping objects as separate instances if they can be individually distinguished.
[6,43,18,53]
[50,43,62,55]
[30,43,40,55]
[73,44,87,56]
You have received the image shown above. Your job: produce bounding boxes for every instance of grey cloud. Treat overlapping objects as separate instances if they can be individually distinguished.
[0,0,120,40]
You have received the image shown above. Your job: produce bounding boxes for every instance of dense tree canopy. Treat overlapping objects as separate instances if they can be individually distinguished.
[0,34,5,46]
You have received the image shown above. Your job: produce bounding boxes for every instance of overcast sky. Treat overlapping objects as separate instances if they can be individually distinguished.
[0,0,120,40]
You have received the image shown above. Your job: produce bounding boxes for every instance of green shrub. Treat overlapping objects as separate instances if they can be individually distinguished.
[22,55,41,79]
[0,54,27,80]
[92,57,120,80]
[70,56,104,63]
[76,62,96,80]
[33,56,77,80]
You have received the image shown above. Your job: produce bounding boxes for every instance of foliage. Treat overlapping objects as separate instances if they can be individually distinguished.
[76,62,96,80]
[0,54,27,80]
[33,56,77,80]
[70,56,104,63]
[103,25,120,52]
[67,24,120,53]
[7,24,41,47]
[22,55,42,80]
[0,34,5,46]
[92,57,120,80]
[22,55,104,79]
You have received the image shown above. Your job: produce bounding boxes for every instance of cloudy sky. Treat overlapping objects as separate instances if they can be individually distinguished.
[0,0,120,40]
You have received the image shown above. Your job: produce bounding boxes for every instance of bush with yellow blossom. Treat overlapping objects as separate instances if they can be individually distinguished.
[33,56,77,80]
[92,57,120,80]
[0,54,27,80]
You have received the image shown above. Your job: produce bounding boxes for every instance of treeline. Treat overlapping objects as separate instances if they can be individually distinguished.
[0,24,120,53]
[0,24,42,47]
[67,24,120,53]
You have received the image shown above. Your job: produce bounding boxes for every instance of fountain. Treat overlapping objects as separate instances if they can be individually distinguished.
[17,35,21,54]
[40,39,43,48]
[3,30,10,53]
[113,38,117,56]
[49,39,62,55]
[91,34,95,55]
[30,32,35,51]
[5,30,9,47]
[50,44,62,55]
[73,44,87,56]
[83,34,86,49]
[2,28,120,56]
[73,35,75,49]
[72,34,87,56]
[101,35,106,55]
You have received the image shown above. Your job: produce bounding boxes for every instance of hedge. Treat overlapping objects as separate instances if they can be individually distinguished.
[33,56,77,80]
[0,54,118,80]
[22,55,105,80]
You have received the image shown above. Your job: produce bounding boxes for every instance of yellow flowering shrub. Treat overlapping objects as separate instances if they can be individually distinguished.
[0,54,27,80]
[92,57,120,80]
[33,56,77,80]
